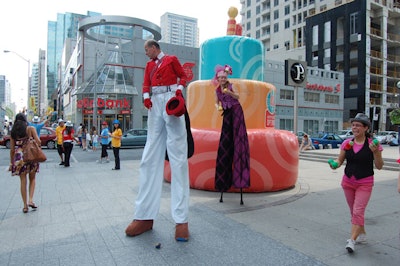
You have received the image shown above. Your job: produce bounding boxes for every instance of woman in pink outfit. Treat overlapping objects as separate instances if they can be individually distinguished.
[329,113,383,253]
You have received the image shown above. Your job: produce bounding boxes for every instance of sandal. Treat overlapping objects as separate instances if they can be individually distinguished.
[28,203,38,210]
[22,207,28,213]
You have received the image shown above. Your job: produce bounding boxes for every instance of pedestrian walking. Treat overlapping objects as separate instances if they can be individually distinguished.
[9,113,40,213]
[55,119,66,165]
[81,125,87,151]
[92,127,98,152]
[62,121,75,167]
[110,119,122,170]
[125,39,190,241]
[328,113,384,253]
[97,121,110,163]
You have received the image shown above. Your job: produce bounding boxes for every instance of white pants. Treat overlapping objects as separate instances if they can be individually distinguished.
[134,91,190,223]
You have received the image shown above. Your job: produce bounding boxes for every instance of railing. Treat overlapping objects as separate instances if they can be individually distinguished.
[387,70,400,78]
[370,49,382,58]
[370,84,383,91]
[370,66,382,75]
[370,27,382,37]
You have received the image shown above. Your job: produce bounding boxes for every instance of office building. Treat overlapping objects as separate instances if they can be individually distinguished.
[0,75,12,124]
[160,12,199,47]
[60,15,199,130]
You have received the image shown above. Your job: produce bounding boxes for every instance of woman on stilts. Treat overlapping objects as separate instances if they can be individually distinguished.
[213,64,250,204]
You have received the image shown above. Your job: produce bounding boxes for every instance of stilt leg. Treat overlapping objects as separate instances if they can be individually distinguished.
[219,192,223,203]
[240,188,244,205]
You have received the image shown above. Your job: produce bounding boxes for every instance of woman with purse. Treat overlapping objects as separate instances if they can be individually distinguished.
[9,113,41,213]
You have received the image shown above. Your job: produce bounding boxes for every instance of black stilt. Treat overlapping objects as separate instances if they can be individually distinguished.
[219,192,223,203]
[240,188,244,205]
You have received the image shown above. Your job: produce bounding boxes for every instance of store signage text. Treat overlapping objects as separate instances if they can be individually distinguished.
[305,83,341,93]
[77,97,130,109]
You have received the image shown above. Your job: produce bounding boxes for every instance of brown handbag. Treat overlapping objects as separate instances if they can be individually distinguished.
[22,128,47,163]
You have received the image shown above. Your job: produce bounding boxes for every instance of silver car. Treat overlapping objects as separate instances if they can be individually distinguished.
[337,129,353,140]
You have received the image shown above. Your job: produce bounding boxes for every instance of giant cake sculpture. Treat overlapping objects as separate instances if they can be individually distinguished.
[164,7,299,192]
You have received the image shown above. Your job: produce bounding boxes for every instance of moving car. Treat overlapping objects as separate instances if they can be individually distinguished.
[337,129,353,140]
[121,129,147,147]
[310,133,344,149]
[0,127,57,149]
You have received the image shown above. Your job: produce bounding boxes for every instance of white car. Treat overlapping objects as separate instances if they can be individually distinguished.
[375,131,397,144]
[337,129,353,140]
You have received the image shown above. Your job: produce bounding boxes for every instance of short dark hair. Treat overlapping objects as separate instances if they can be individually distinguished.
[145,39,160,50]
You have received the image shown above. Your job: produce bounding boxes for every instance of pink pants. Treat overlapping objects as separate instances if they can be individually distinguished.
[341,179,373,226]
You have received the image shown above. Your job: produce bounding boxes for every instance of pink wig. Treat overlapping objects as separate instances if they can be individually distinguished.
[212,64,233,85]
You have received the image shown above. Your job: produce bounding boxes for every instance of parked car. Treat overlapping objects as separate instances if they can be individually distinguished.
[0,126,57,149]
[310,133,344,149]
[375,131,397,144]
[121,129,147,147]
[337,129,353,140]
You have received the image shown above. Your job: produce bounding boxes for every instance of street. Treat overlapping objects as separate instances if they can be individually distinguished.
[0,145,144,168]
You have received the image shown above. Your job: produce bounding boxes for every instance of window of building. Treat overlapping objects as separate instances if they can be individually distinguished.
[304,120,319,135]
[274,0,279,6]
[274,23,279,32]
[285,5,290,15]
[320,4,327,12]
[285,19,290,29]
[256,5,261,14]
[247,22,251,31]
[280,89,294,100]
[350,12,359,35]
[256,18,261,27]
[247,0,252,7]
[298,13,302,23]
[298,0,302,9]
[324,120,338,133]
[262,26,270,36]
[324,21,331,42]
[312,25,319,45]
[304,92,320,102]
[274,10,279,19]
[247,10,251,19]
[285,41,290,50]
[325,94,339,104]
[280,118,293,131]
[273,43,279,49]
[256,30,260,38]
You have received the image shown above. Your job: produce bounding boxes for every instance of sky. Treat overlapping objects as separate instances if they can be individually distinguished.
[0,0,241,113]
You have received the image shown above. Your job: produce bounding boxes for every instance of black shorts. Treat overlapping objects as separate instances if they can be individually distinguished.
[57,144,64,155]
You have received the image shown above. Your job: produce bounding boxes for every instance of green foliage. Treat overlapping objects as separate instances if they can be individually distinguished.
[389,109,400,125]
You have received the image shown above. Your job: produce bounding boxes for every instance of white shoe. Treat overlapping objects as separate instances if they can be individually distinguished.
[96,160,102,163]
[356,233,367,244]
[106,159,110,163]
[346,239,355,253]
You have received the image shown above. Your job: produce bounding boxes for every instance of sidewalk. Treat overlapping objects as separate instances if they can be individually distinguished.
[0,151,399,265]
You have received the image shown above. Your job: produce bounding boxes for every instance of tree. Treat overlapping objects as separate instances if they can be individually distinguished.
[389,109,400,125]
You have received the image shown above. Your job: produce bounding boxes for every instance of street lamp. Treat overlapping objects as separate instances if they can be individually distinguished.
[3,50,30,114]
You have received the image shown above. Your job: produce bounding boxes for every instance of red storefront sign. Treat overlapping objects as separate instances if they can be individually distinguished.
[83,110,104,114]
[77,97,131,109]
[305,83,341,93]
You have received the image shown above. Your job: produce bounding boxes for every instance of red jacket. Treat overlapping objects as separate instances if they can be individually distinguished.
[142,55,187,95]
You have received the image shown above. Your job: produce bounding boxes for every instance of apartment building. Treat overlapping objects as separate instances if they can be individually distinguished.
[240,0,400,131]
[305,0,400,131]
[160,12,199,48]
